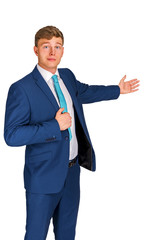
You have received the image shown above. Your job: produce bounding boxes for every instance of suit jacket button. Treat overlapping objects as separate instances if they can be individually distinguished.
[65,136,69,140]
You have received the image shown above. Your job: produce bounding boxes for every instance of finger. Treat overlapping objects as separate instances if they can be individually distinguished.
[130,79,139,82]
[57,108,65,115]
[131,88,139,93]
[121,75,126,82]
[131,84,140,90]
[62,112,72,119]
[130,79,140,85]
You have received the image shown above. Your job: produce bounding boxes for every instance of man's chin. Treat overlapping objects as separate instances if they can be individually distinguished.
[47,62,58,69]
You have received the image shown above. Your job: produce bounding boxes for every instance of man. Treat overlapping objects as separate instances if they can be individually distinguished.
[4,26,139,240]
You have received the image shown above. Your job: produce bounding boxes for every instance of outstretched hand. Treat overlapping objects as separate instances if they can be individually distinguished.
[119,75,140,94]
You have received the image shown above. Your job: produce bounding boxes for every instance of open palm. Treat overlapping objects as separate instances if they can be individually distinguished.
[119,75,140,94]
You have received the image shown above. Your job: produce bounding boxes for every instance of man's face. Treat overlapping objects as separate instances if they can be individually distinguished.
[34,37,64,74]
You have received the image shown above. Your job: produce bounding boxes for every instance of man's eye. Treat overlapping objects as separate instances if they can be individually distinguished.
[43,46,49,49]
[55,46,60,49]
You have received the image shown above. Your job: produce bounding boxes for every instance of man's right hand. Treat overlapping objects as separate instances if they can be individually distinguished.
[55,108,72,131]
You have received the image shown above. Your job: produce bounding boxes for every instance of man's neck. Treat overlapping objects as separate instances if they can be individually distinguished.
[38,63,57,74]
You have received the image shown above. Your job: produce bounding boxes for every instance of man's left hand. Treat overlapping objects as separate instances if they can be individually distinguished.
[119,75,140,94]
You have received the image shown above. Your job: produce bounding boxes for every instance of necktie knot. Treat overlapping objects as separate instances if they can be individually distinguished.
[52,75,58,83]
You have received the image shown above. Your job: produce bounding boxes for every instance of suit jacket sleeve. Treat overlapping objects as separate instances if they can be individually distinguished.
[75,79,120,104]
[4,83,62,147]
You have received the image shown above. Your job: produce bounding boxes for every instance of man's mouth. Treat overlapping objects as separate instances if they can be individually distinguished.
[47,58,56,61]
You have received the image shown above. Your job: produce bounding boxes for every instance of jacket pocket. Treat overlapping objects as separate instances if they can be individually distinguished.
[29,151,51,163]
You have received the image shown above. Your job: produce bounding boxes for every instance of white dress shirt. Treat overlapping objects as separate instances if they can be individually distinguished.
[37,64,78,160]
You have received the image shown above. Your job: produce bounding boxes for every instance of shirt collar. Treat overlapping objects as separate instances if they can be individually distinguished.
[37,64,60,83]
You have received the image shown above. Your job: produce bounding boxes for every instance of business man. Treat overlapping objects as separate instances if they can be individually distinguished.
[4,26,139,240]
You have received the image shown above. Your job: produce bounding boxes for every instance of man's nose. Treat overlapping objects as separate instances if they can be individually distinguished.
[50,47,56,55]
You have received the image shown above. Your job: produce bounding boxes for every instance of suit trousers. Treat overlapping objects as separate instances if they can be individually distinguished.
[24,161,80,240]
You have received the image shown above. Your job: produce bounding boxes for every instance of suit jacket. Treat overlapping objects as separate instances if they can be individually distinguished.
[4,66,120,194]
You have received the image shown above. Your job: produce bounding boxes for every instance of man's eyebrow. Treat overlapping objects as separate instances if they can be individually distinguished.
[40,42,62,46]
[55,42,62,45]
[41,42,50,46]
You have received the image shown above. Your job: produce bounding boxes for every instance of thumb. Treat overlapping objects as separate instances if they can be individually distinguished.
[120,75,126,83]
[57,108,65,115]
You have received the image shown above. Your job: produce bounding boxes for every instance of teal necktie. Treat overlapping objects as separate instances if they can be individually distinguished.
[52,75,72,141]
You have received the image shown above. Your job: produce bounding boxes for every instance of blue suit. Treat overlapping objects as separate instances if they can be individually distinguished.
[4,66,120,239]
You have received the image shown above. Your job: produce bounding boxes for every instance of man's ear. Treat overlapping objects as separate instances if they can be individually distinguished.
[60,46,64,59]
[34,46,38,56]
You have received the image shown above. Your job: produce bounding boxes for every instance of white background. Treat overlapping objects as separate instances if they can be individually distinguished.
[0,0,160,239]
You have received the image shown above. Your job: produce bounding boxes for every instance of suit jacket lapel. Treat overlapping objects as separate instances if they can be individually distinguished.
[59,70,84,125]
[32,66,59,111]
[32,66,82,122]
[59,70,79,111]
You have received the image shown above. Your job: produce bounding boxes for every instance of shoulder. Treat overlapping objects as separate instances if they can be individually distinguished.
[58,68,76,79]
[9,67,37,92]
[58,68,79,92]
